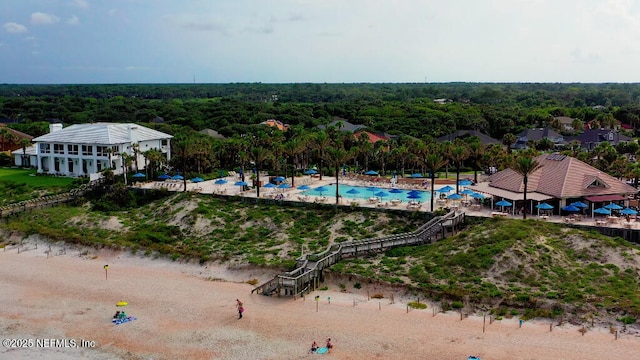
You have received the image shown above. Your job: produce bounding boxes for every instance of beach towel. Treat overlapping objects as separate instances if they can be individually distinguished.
[316,347,328,354]
[113,316,137,325]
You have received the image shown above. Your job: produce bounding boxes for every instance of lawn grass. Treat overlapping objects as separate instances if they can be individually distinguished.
[0,167,78,205]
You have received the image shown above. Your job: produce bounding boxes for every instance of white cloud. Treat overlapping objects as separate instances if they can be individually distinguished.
[31,12,60,25]
[70,0,89,9]
[3,22,28,33]
[66,15,80,25]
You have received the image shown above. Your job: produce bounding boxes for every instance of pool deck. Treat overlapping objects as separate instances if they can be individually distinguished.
[135,175,639,230]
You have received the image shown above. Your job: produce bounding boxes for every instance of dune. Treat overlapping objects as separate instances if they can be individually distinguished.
[2,241,640,360]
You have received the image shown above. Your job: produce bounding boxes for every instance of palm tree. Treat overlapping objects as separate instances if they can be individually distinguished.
[313,131,331,180]
[422,152,447,212]
[283,138,303,187]
[450,143,470,194]
[467,141,485,184]
[502,133,517,153]
[325,146,353,205]
[172,136,194,192]
[250,146,272,199]
[511,154,542,219]
[19,138,31,167]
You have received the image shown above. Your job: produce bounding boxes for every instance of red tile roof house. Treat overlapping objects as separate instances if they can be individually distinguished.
[470,153,637,216]
[353,131,389,144]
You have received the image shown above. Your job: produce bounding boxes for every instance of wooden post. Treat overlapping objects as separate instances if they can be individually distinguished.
[615,330,618,340]
[550,323,552,332]
[367,290,370,301]
[483,315,486,333]
[407,305,409,313]
[379,302,381,310]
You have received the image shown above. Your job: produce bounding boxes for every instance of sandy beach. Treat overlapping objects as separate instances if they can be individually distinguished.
[2,241,640,360]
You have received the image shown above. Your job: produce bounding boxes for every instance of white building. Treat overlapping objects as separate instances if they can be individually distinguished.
[31,123,172,178]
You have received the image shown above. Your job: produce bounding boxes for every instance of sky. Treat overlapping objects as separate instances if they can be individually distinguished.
[2,0,640,84]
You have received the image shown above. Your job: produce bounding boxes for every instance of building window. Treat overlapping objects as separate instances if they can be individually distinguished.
[68,144,78,155]
[39,143,50,154]
[96,146,108,157]
[82,145,93,156]
[54,144,65,154]
[162,139,168,146]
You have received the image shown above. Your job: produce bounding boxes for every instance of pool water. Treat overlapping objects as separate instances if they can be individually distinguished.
[301,184,431,203]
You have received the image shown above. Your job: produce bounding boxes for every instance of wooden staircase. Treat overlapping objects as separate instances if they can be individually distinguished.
[252,210,465,297]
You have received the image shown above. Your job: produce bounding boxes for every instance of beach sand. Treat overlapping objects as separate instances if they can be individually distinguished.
[2,241,640,360]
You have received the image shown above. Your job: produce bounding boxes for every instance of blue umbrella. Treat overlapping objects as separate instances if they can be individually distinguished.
[346,188,361,195]
[461,189,475,195]
[621,208,638,215]
[536,203,554,210]
[495,199,512,207]
[298,185,311,190]
[132,172,146,178]
[214,178,228,185]
[158,174,171,180]
[389,188,403,194]
[407,193,422,199]
[448,193,463,200]
[410,173,423,178]
[594,207,611,215]
[191,177,204,183]
[436,185,454,193]
[234,181,248,186]
[604,203,623,210]
[314,186,329,194]
[458,179,473,186]
[304,169,317,175]
[471,192,485,199]
[364,170,379,176]
[263,183,277,188]
[277,183,291,189]
[273,176,286,182]
[570,201,588,209]
[562,205,580,212]
[375,191,390,198]
[171,175,184,180]
[407,189,421,195]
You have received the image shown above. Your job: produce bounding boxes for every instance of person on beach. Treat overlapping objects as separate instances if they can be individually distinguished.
[236,299,244,319]
[309,341,318,353]
[113,311,120,320]
[326,338,333,353]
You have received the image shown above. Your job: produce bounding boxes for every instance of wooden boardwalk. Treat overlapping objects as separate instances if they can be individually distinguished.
[252,210,465,297]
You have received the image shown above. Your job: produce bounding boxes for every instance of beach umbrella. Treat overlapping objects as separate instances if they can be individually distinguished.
[375,191,390,198]
[407,193,422,199]
[436,185,454,193]
[407,189,421,195]
[158,173,171,180]
[263,183,277,188]
[214,178,228,185]
[389,188,403,194]
[277,183,292,189]
[461,189,475,195]
[364,170,379,176]
[346,188,361,195]
[171,175,184,180]
[562,205,580,212]
[604,203,623,210]
[298,185,311,190]
[234,181,248,187]
[447,193,463,200]
[495,199,512,207]
[409,173,423,178]
[471,192,485,199]
[116,301,128,307]
[458,179,473,186]
[132,172,146,178]
[191,177,204,183]
[273,176,286,183]
[621,208,638,215]
[314,186,329,195]
[304,169,317,175]
[536,203,554,210]
[366,186,379,196]
[570,201,588,209]
[594,207,611,215]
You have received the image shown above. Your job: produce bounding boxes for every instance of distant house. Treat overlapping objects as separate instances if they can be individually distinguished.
[31,123,172,178]
[261,119,289,131]
[199,128,227,140]
[437,130,501,146]
[0,123,33,153]
[554,116,579,132]
[567,129,632,151]
[513,128,566,150]
[353,131,389,144]
[471,153,637,212]
[317,118,367,133]
[433,98,451,104]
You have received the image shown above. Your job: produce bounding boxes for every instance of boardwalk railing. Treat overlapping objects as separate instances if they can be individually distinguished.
[0,178,105,218]
[252,210,465,297]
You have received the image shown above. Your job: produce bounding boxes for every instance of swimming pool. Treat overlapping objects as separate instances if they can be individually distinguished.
[300,184,431,203]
